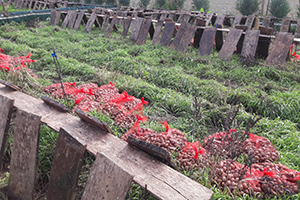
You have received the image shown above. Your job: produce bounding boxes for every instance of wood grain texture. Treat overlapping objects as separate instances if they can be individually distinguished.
[53,10,61,26]
[81,152,133,200]
[121,16,132,37]
[100,15,110,34]
[160,21,175,47]
[136,18,152,45]
[73,10,85,30]
[106,15,118,37]
[130,17,144,42]
[241,30,260,60]
[217,28,243,61]
[84,12,97,33]
[0,85,214,200]
[264,32,294,65]
[199,27,217,56]
[47,128,86,200]
[49,9,56,25]
[61,10,71,28]
[67,11,78,29]
[8,109,41,200]
[176,24,196,53]
[233,15,243,27]
[169,22,188,49]
[280,17,291,32]
[152,21,163,45]
[0,95,14,168]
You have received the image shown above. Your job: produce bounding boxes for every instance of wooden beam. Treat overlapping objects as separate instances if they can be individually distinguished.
[61,10,71,28]
[84,12,97,33]
[136,18,153,45]
[67,11,78,29]
[0,95,14,169]
[280,17,291,32]
[170,21,188,49]
[199,27,217,56]
[8,109,41,200]
[160,21,175,47]
[121,16,132,38]
[74,10,85,30]
[130,17,144,42]
[218,28,243,61]
[264,32,294,65]
[81,152,133,200]
[0,84,214,200]
[176,24,197,53]
[240,30,260,60]
[106,15,118,37]
[152,21,163,45]
[47,128,87,200]
[100,15,110,34]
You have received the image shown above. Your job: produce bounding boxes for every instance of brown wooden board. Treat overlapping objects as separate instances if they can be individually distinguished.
[215,30,223,51]
[74,108,112,134]
[233,15,243,27]
[127,136,178,170]
[240,30,260,60]
[49,9,56,25]
[235,25,249,31]
[0,79,21,91]
[159,13,167,21]
[84,12,97,33]
[183,14,190,23]
[245,15,255,30]
[152,21,163,45]
[53,10,62,26]
[130,17,144,41]
[81,152,133,200]
[217,28,243,61]
[61,10,71,28]
[280,17,291,32]
[264,32,294,65]
[7,109,41,200]
[169,21,188,49]
[73,10,85,30]
[47,128,87,200]
[176,24,196,53]
[199,27,217,56]
[160,21,175,47]
[214,14,226,28]
[136,18,152,45]
[205,12,213,26]
[67,10,78,29]
[259,26,273,35]
[295,19,300,38]
[262,16,272,27]
[106,15,118,37]
[121,16,132,37]
[0,95,14,169]
[0,84,214,200]
[41,96,70,112]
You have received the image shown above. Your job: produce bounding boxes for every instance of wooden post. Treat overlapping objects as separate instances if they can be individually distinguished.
[47,128,86,200]
[217,28,243,61]
[67,11,78,29]
[130,17,144,42]
[199,27,217,56]
[73,10,85,30]
[99,15,110,34]
[136,18,153,45]
[84,12,97,33]
[233,16,243,28]
[214,14,226,28]
[264,32,294,65]
[240,30,260,60]
[152,21,163,45]
[280,17,291,32]
[170,21,188,49]
[81,152,133,200]
[106,15,118,37]
[121,16,132,38]
[160,21,175,47]
[8,110,41,200]
[61,10,71,28]
[0,95,14,169]
[176,24,197,53]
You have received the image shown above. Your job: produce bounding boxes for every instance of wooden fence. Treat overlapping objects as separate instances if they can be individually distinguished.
[0,81,214,200]
[49,7,300,65]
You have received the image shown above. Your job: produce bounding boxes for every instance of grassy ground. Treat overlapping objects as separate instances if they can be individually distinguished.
[0,20,299,199]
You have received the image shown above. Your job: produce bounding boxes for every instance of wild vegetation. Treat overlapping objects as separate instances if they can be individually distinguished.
[0,20,300,199]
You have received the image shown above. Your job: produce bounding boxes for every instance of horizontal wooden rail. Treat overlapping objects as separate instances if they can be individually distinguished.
[0,83,214,200]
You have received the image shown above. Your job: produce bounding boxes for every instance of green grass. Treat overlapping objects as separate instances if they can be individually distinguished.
[0,21,299,199]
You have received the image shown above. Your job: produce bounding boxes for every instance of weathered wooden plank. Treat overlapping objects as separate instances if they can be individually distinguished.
[176,24,197,53]
[121,16,132,38]
[61,10,71,28]
[81,152,133,200]
[280,17,291,32]
[245,15,255,30]
[214,14,226,28]
[130,17,144,42]
[0,85,214,200]
[41,96,70,112]
[100,15,110,34]
[53,10,62,26]
[84,12,97,33]
[215,30,223,51]
[160,21,175,47]
[205,12,213,26]
[262,16,272,27]
[0,95,14,169]
[264,32,294,65]
[259,26,273,35]
[170,21,188,49]
[295,19,300,38]
[159,13,167,22]
[199,27,217,56]
[136,18,153,45]
[49,9,56,25]
[67,10,78,29]
[233,15,243,27]
[240,30,260,60]
[217,28,243,61]
[32,0,38,10]
[152,21,163,45]
[47,128,87,200]
[73,10,85,30]
[192,28,203,49]
[7,110,41,200]
[106,15,118,37]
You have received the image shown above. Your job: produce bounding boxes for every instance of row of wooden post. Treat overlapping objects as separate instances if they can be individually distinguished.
[50,8,298,65]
